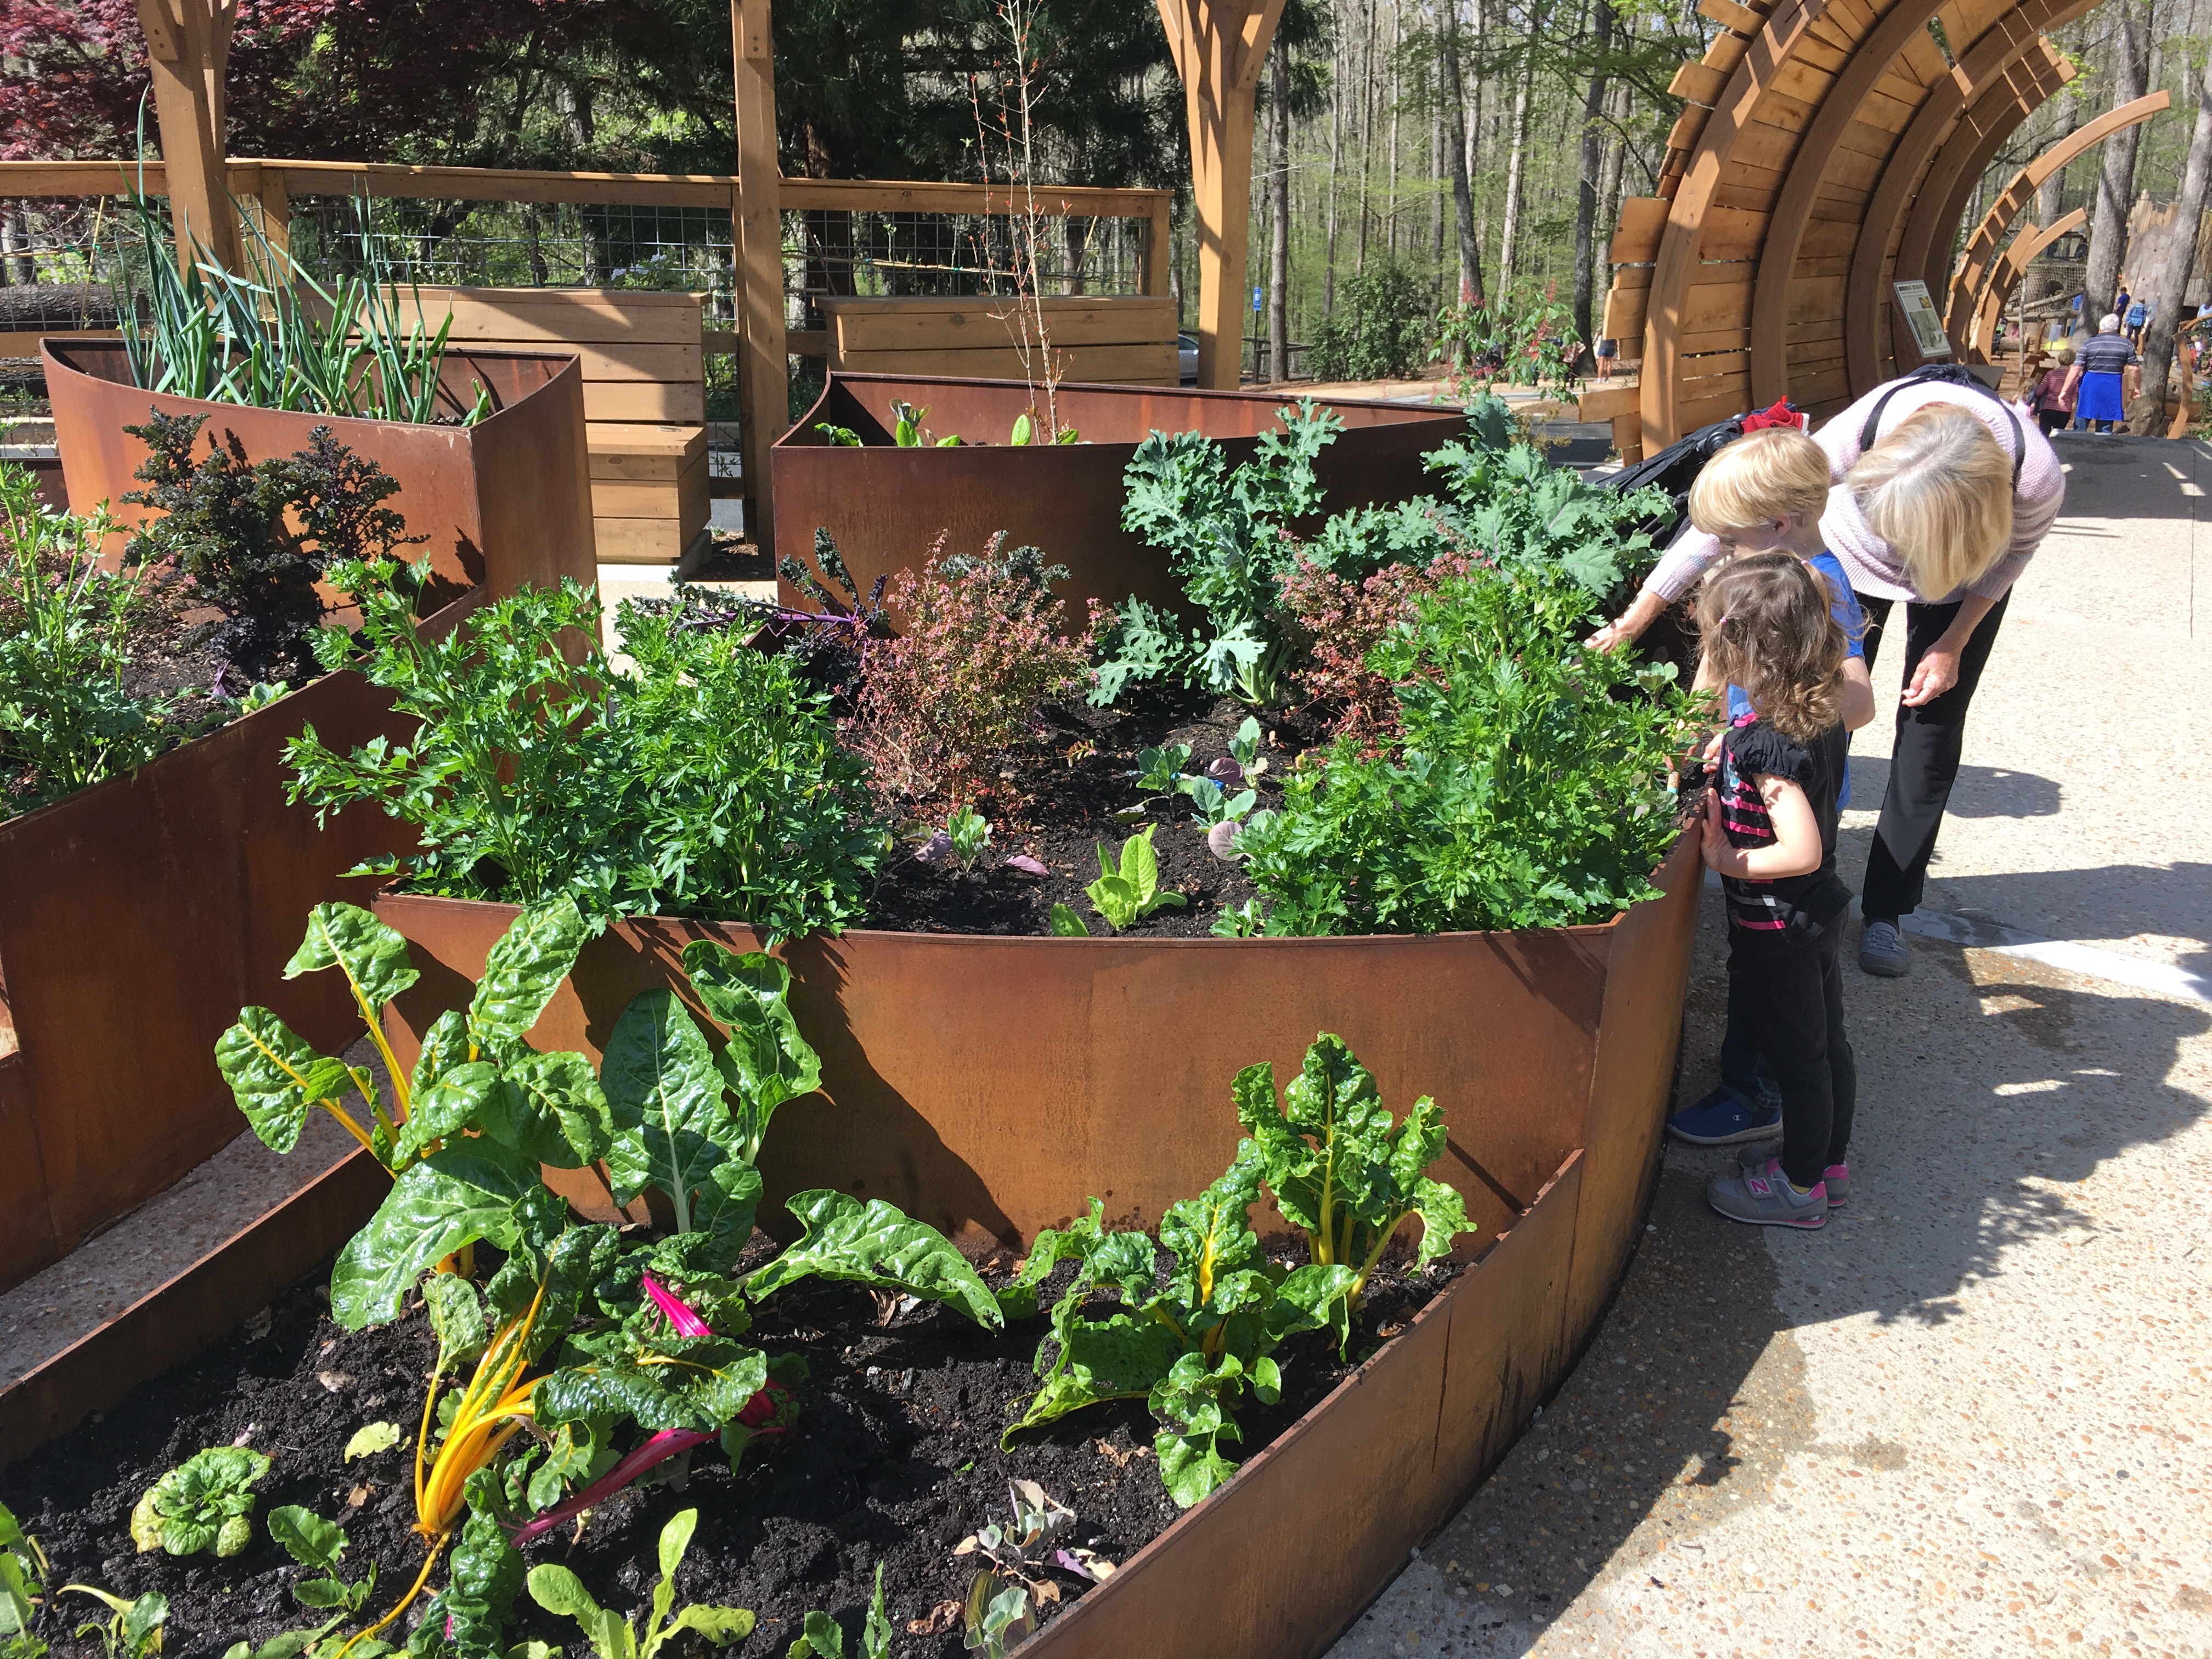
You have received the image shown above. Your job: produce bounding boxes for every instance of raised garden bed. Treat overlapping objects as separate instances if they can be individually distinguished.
[772,374,1464,623]
[44,340,599,600]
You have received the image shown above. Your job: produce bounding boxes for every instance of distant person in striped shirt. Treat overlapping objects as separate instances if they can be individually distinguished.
[2069,315,2140,433]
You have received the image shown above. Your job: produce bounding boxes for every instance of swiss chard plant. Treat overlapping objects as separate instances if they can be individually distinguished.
[221,905,1001,1659]
[1233,1035,1469,1346]
[57,1588,165,1659]
[1,1500,49,1659]
[268,1508,375,1615]
[788,1564,893,1658]
[1097,402,1342,706]
[998,1154,1354,1508]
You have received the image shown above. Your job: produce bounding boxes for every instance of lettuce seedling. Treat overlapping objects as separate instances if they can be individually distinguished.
[1047,903,1090,938]
[943,806,991,871]
[1,1500,49,1658]
[58,1589,164,1659]
[268,1507,375,1614]
[814,424,862,446]
[525,1508,753,1658]
[1234,1034,1471,1345]
[1085,826,1186,930]
[999,1153,1355,1507]
[787,1563,892,1658]
[129,1447,269,1558]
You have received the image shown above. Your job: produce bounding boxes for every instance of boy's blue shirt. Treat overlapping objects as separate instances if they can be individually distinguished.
[1726,550,1864,809]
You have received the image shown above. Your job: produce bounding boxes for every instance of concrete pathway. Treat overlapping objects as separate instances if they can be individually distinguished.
[1329,433,2212,1659]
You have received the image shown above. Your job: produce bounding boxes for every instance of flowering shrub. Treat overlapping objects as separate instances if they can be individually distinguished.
[847,535,1099,809]
[1277,550,1483,751]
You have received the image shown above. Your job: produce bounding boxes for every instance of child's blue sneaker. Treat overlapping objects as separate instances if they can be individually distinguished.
[1666,1082,1783,1146]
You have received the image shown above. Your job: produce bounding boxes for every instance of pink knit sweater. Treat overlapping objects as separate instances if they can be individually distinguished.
[1641,380,2067,607]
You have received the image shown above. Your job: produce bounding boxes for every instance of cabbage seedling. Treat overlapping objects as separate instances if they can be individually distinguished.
[1085,826,1186,930]
[1227,715,1268,783]
[1130,743,1191,794]
[1178,775,1256,827]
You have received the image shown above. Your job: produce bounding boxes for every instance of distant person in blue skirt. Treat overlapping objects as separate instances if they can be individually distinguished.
[2070,315,2140,432]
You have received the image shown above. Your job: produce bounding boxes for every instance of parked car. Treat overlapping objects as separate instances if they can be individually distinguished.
[1178,331,1200,385]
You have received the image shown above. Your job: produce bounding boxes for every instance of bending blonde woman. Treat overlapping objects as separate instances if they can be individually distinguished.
[1589,377,2066,979]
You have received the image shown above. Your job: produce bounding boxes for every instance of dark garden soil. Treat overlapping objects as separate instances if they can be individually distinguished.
[863,686,1333,939]
[4,1240,1463,1659]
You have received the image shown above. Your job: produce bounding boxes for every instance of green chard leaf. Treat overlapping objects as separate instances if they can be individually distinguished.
[266,1505,345,1572]
[285,903,418,1020]
[422,1271,488,1373]
[409,1008,472,1098]
[535,1335,768,1433]
[680,941,820,1160]
[747,1192,1002,1328]
[601,988,736,1237]
[330,1139,556,1328]
[479,1049,613,1169]
[216,1008,353,1154]
[466,895,589,1054]
[393,1059,500,1164]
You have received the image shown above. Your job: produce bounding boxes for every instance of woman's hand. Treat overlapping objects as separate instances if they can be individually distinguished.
[1901,644,1960,706]
[1585,588,1667,652]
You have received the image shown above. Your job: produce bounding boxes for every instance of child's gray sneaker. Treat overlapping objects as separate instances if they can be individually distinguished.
[1737,1141,1850,1206]
[1708,1156,1827,1229]
[1860,917,1910,977]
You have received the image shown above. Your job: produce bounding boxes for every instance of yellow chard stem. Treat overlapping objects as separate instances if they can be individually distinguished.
[318,1101,376,1154]
[334,1530,448,1659]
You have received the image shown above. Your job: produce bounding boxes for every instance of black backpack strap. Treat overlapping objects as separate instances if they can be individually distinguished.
[1857,365,2025,490]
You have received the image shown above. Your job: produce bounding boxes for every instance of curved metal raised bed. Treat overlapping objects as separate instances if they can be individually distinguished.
[0,841,1699,1659]
[43,340,599,601]
[772,373,1465,622]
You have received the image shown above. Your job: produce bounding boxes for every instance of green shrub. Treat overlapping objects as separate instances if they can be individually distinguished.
[1306,260,1436,382]
[1231,561,1699,936]
[0,465,184,815]
[286,563,879,940]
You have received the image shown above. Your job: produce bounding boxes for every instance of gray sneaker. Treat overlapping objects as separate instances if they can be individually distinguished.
[1739,1141,1849,1206]
[1860,917,1910,977]
[1707,1155,1828,1229]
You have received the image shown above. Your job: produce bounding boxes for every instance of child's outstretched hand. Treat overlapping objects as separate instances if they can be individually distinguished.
[1699,789,1735,874]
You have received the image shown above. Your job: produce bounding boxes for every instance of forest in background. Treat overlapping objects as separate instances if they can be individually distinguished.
[3,0,2209,377]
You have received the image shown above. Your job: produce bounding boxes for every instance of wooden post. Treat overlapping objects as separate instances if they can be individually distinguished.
[136,0,239,273]
[1157,0,1286,390]
[732,0,786,554]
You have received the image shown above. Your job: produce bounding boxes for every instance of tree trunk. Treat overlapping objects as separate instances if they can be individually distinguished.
[1271,41,1291,381]
[2130,49,2212,427]
[2085,0,2148,321]
[1572,0,1614,346]
[1357,0,1376,274]
[1325,2,1342,315]
[1442,0,1485,305]
[1386,0,1402,257]
[1497,29,1536,289]
[1430,10,1446,289]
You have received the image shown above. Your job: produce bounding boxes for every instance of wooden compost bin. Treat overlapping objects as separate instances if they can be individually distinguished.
[772,374,1465,623]
[0,839,1699,1659]
[43,341,599,599]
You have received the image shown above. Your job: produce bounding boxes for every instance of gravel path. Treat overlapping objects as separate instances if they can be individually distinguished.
[1330,432,2212,1659]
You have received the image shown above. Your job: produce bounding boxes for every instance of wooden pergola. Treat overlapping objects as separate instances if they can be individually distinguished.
[1589,0,2169,457]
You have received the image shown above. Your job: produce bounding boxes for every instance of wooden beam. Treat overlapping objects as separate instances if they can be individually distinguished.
[1967,206,2086,358]
[1945,89,2169,335]
[135,0,239,272]
[1158,0,1288,390]
[731,0,785,553]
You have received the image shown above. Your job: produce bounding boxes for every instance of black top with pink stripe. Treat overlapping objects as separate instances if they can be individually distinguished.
[1717,715,1853,935]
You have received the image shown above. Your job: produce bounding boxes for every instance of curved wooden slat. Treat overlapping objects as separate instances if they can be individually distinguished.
[1639,0,1830,445]
[1846,42,2073,394]
[1747,0,1960,408]
[1945,89,2170,335]
[1967,205,2088,357]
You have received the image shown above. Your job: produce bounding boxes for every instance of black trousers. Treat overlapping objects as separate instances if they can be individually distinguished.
[1854,589,2010,921]
[1730,922,1855,1187]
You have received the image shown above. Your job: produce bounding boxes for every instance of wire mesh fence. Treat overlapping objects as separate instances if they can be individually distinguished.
[784,207,1150,330]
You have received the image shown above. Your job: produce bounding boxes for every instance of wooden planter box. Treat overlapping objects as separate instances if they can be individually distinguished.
[0,844,1699,1659]
[43,341,599,599]
[772,374,1465,624]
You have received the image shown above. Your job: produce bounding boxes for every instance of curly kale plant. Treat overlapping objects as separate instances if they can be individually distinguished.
[999,1153,1354,1508]
[1100,400,1342,705]
[1231,560,1700,936]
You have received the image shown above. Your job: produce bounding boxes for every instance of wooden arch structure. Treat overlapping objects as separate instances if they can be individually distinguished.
[1595,0,2158,456]
[1945,89,2170,337]
[1967,204,2086,354]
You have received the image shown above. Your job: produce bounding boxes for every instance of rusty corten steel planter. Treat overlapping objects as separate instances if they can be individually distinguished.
[370,836,1696,1277]
[44,340,598,600]
[0,845,1697,1658]
[0,592,483,1295]
[772,373,1465,624]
